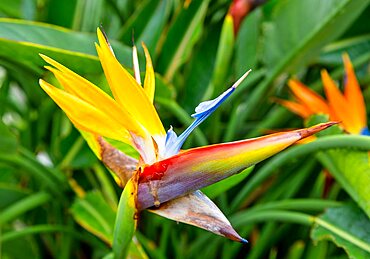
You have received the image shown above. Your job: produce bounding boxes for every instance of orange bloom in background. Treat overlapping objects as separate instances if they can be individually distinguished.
[278,54,369,136]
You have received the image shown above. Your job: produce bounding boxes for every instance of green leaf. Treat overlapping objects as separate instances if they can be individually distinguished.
[136,0,172,55]
[0,0,22,18]
[0,192,51,225]
[72,0,104,32]
[1,235,40,259]
[234,8,261,77]
[70,191,116,244]
[208,14,235,98]
[0,18,131,74]
[286,241,305,259]
[119,0,172,56]
[311,204,370,258]
[157,0,210,80]
[0,185,29,210]
[154,72,176,100]
[45,0,77,28]
[262,0,369,73]
[317,149,370,218]
[180,24,220,113]
[0,120,17,154]
[118,0,162,41]
[319,34,370,66]
[202,166,254,199]
[70,191,148,259]
[113,172,139,259]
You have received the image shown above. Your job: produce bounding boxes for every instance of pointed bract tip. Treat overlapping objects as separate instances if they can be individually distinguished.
[221,227,249,244]
[232,69,252,89]
[240,237,249,244]
[39,53,51,63]
[98,25,105,35]
[97,26,110,45]
[131,29,135,46]
[132,45,141,85]
[342,52,350,64]
[297,121,338,139]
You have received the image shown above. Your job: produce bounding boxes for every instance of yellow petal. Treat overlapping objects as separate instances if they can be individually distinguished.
[142,42,155,103]
[39,79,132,144]
[78,131,102,159]
[342,53,367,132]
[41,55,146,137]
[96,28,165,137]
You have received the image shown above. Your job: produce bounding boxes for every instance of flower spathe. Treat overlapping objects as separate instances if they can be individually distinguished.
[39,28,335,243]
[278,54,369,135]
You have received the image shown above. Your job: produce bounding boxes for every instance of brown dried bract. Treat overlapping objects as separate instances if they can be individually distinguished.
[98,136,138,188]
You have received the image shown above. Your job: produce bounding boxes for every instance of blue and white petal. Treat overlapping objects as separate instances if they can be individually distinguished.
[164,70,251,158]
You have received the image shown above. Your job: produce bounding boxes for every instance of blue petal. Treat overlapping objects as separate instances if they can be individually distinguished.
[192,87,235,119]
[164,88,235,157]
[360,127,370,136]
[165,126,178,147]
[164,69,251,158]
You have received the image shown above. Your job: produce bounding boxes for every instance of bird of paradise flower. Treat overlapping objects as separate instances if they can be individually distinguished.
[39,28,334,243]
[277,54,369,136]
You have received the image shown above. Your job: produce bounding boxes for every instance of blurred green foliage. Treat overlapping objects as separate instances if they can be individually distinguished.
[0,0,370,258]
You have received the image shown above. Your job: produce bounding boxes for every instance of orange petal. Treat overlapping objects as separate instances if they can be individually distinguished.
[321,69,357,134]
[288,79,330,115]
[274,98,312,118]
[342,53,367,133]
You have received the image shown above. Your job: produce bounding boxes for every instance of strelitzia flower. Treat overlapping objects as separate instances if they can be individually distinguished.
[278,54,369,136]
[39,28,334,243]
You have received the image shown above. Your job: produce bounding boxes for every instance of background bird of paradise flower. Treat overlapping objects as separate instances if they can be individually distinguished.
[0,0,370,259]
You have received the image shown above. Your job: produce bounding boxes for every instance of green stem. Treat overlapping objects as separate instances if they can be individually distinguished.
[231,135,370,211]
[246,107,291,138]
[232,210,312,226]
[58,137,85,169]
[19,147,67,185]
[113,183,137,259]
[0,153,64,197]
[224,102,246,141]
[104,0,126,25]
[0,192,51,225]
[231,199,341,228]
[248,199,342,213]
[93,163,118,208]
[156,97,208,146]
[0,224,102,247]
